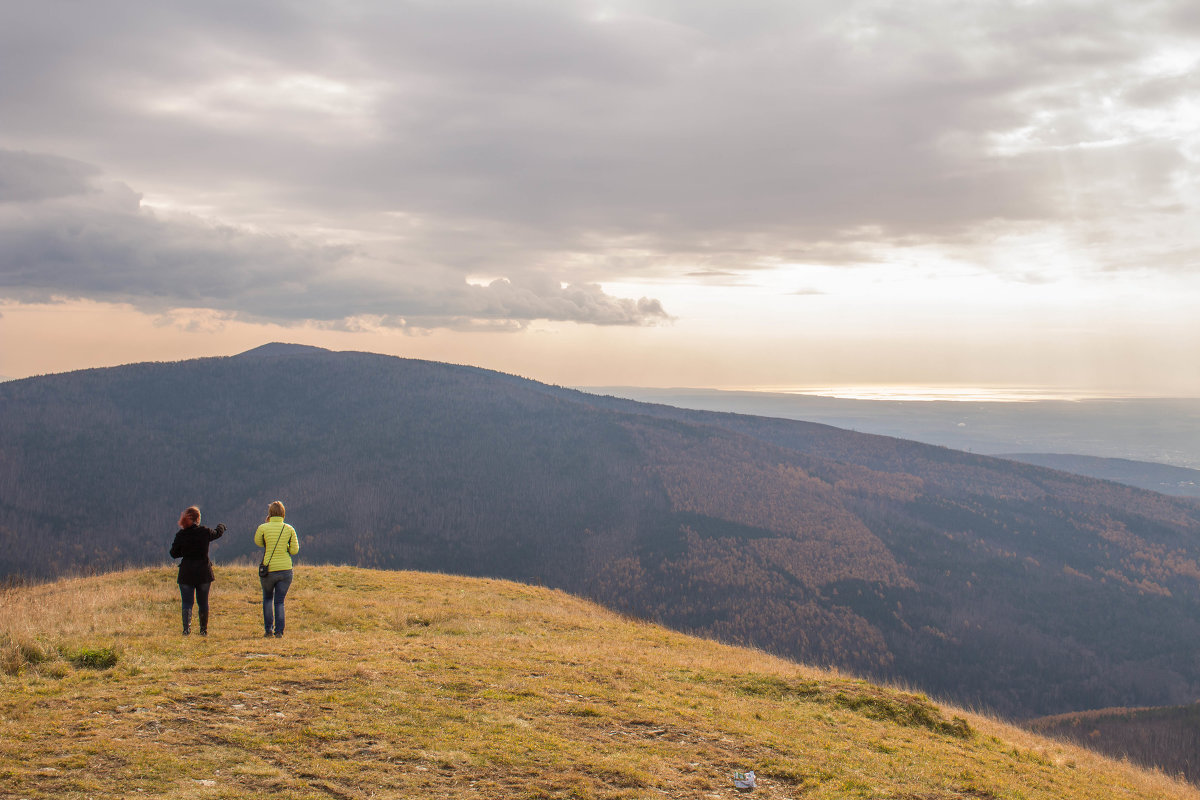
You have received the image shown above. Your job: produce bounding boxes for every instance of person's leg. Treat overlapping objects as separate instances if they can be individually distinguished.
[195,582,211,636]
[261,575,275,636]
[179,583,195,635]
[272,571,293,637]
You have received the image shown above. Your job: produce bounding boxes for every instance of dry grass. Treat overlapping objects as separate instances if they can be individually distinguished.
[1,565,1197,800]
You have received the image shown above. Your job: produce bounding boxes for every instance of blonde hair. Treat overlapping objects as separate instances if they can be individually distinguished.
[178,506,201,528]
[267,500,286,519]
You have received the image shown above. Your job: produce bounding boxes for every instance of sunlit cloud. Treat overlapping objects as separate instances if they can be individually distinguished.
[0,149,668,327]
[1,0,1198,390]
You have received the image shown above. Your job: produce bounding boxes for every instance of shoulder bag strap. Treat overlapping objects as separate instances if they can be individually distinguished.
[263,521,287,568]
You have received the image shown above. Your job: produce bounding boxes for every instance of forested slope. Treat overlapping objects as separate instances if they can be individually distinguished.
[3,344,1200,718]
[1027,703,1200,785]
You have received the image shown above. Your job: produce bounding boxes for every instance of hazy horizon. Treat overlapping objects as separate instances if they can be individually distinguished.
[6,342,1200,402]
[584,383,1188,402]
[586,383,1200,471]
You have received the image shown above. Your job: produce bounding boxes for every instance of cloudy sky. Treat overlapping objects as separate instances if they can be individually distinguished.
[2,1,1199,394]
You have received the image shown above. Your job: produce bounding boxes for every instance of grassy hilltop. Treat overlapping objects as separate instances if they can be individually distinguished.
[1,567,1196,800]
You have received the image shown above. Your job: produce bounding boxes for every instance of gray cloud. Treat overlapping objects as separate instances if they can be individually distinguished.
[1,0,1198,320]
[465,277,669,326]
[0,150,98,204]
[0,150,668,326]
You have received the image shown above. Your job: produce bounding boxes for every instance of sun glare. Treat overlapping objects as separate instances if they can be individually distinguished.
[726,386,1137,402]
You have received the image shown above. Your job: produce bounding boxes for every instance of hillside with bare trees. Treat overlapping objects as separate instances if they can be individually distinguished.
[3,344,1200,720]
[1027,703,1200,784]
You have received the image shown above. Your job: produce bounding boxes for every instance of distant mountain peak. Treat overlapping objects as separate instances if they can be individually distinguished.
[233,342,331,359]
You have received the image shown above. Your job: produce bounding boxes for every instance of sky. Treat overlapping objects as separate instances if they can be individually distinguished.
[2,1,1199,394]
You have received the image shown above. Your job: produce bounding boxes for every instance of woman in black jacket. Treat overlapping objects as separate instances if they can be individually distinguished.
[170,506,225,636]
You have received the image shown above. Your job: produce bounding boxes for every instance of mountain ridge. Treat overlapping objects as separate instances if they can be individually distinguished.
[3,347,1200,719]
[1000,453,1200,498]
[231,341,334,359]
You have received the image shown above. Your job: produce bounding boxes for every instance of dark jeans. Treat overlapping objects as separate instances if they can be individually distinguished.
[261,569,293,635]
[179,582,211,620]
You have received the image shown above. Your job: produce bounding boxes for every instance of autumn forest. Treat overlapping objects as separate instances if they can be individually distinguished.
[4,344,1200,722]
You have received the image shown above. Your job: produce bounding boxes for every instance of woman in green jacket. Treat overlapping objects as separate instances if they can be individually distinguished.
[255,500,300,638]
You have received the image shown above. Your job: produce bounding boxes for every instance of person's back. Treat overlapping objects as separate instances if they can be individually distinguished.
[254,516,299,573]
[170,506,225,636]
[255,500,299,638]
[173,524,222,564]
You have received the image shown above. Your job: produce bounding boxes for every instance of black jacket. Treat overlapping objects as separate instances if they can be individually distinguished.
[170,524,224,585]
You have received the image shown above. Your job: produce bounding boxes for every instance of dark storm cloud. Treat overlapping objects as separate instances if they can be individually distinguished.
[0,0,1197,322]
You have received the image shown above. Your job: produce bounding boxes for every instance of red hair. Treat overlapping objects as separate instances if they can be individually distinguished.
[178,506,201,528]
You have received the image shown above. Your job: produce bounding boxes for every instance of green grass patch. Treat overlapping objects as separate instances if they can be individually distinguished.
[65,644,119,670]
[737,674,973,738]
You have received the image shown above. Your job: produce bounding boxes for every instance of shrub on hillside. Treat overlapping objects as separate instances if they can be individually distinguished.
[65,645,119,670]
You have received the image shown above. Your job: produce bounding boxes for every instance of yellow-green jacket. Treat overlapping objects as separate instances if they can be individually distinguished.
[255,516,299,573]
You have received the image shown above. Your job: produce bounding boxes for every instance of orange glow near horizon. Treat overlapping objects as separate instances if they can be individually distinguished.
[3,297,1200,399]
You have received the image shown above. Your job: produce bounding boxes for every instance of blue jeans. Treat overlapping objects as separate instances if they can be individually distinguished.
[261,569,293,635]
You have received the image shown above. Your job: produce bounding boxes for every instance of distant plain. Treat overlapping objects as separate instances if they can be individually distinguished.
[587,388,1200,471]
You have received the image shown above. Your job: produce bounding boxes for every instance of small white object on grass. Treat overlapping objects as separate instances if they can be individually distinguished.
[733,770,756,791]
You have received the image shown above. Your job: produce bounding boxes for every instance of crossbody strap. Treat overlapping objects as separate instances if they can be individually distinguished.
[263,521,288,568]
